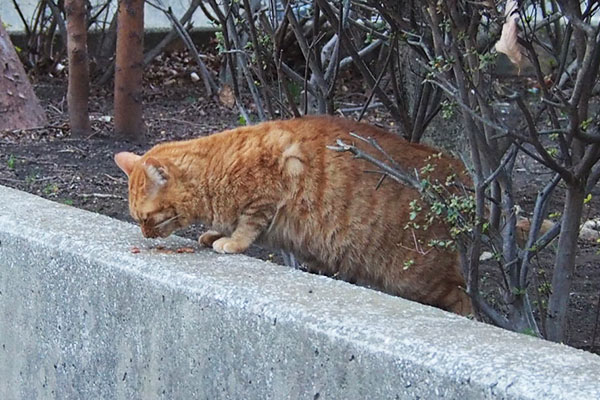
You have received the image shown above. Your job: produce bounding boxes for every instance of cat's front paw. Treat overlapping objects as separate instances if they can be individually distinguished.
[212,237,248,254]
[198,230,224,247]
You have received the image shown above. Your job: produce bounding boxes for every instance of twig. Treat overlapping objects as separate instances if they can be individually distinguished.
[338,102,384,114]
[358,35,397,122]
[281,0,328,107]
[592,289,600,352]
[327,138,420,189]
[424,77,510,135]
[46,0,68,49]
[511,93,573,183]
[143,0,201,65]
[80,193,124,199]
[11,0,32,37]
[0,177,23,183]
[145,0,217,97]
[222,0,267,120]
[480,144,518,190]
[241,0,275,118]
[153,118,204,127]
[317,0,405,123]
[103,173,124,183]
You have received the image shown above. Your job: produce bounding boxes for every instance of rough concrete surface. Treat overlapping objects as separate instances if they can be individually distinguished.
[0,184,599,399]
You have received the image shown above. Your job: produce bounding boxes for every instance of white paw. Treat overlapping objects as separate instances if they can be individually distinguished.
[212,237,242,254]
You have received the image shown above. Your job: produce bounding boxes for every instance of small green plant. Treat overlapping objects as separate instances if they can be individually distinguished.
[420,163,435,175]
[215,31,226,54]
[428,239,455,250]
[538,281,552,296]
[429,56,454,73]
[521,328,537,337]
[25,173,37,185]
[440,100,456,120]
[512,287,527,296]
[287,81,302,104]
[7,155,16,170]
[43,183,59,196]
[403,259,415,270]
[408,199,422,221]
[478,52,497,70]
[581,118,593,131]
[238,115,247,126]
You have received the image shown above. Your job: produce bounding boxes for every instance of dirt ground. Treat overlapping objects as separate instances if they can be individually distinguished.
[0,52,598,355]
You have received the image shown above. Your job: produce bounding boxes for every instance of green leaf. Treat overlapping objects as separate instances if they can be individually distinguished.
[521,328,537,337]
[7,154,16,169]
[581,118,593,131]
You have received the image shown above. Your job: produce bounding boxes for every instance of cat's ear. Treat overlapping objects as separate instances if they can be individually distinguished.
[143,157,169,188]
[114,152,141,177]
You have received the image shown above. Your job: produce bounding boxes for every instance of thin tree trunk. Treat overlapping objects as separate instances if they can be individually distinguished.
[65,0,91,136]
[546,182,586,342]
[114,0,145,140]
[0,17,47,130]
[96,8,118,73]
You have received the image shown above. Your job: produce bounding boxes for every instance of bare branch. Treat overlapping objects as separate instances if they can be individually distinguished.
[511,93,574,183]
[519,173,561,291]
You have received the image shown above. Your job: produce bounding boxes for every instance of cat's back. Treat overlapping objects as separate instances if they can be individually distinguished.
[259,116,462,184]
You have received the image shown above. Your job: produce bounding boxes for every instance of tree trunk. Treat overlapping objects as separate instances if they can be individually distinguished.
[0,17,47,130]
[114,0,145,140]
[546,182,586,342]
[65,0,91,136]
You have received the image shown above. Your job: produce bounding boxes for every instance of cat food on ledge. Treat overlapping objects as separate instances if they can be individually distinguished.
[130,245,196,254]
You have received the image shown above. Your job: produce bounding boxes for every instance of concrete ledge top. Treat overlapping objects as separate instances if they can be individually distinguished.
[1,184,599,400]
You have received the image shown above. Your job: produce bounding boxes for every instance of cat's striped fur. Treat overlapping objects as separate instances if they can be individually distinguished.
[115,116,472,314]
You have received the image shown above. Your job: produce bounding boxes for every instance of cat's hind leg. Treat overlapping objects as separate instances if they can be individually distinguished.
[198,230,224,247]
[438,287,473,316]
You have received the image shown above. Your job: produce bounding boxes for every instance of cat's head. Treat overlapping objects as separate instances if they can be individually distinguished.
[114,152,188,238]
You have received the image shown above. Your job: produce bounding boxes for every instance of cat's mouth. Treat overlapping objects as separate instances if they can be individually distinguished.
[142,215,181,238]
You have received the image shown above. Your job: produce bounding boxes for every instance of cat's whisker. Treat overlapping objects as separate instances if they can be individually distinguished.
[154,214,180,229]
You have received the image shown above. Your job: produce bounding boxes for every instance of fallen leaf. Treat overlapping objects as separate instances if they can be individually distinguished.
[176,247,195,253]
[131,246,141,254]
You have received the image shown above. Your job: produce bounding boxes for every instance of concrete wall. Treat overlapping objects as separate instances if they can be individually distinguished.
[1,184,599,400]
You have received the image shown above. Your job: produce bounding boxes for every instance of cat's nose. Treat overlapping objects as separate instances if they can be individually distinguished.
[141,224,158,238]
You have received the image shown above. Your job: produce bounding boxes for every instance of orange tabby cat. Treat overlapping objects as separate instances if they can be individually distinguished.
[115,116,472,314]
